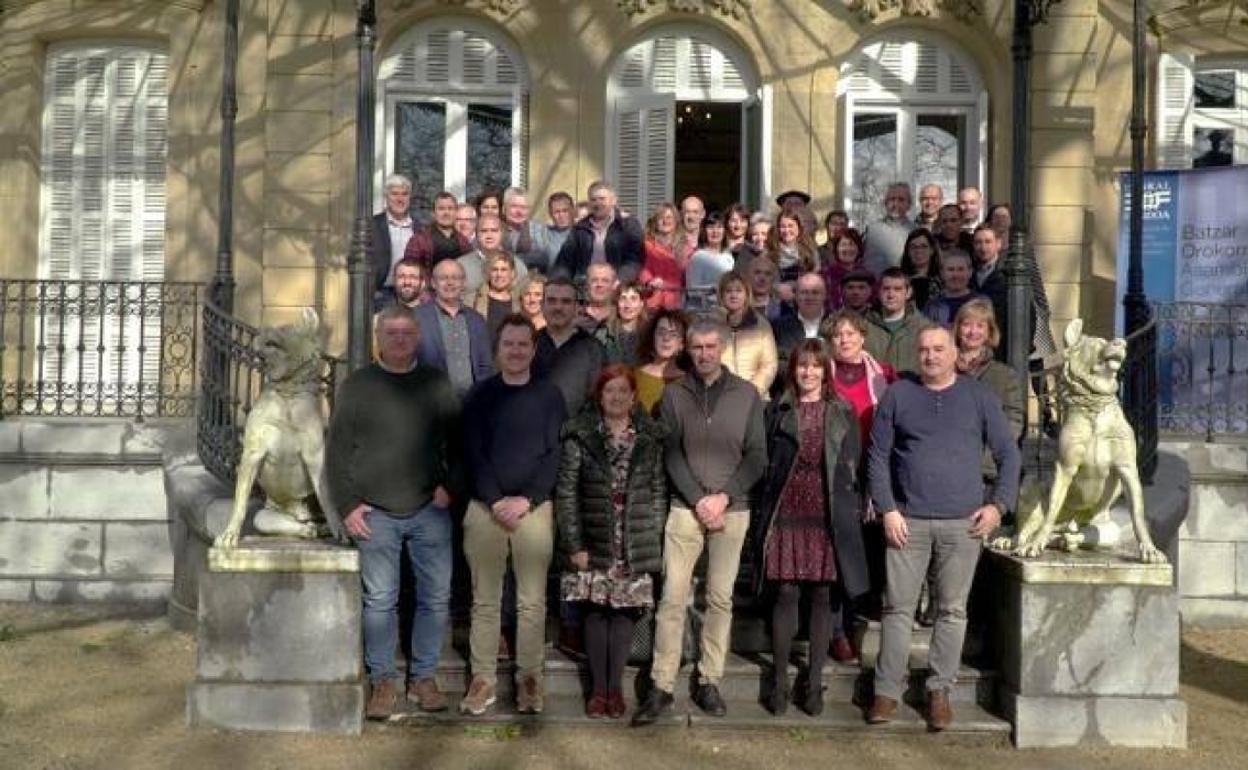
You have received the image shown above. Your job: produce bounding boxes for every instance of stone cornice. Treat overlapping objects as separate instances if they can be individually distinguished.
[616,0,753,19]
[0,0,209,13]
[388,0,522,14]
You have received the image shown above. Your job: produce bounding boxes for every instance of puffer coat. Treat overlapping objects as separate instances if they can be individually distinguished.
[554,405,668,574]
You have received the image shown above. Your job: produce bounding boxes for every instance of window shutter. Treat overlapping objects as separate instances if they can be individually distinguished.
[1156,52,1195,169]
[614,95,673,218]
[39,44,168,397]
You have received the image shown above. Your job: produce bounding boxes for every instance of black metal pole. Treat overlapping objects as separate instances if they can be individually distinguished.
[1124,0,1149,335]
[347,1,377,372]
[1005,0,1036,398]
[211,0,239,313]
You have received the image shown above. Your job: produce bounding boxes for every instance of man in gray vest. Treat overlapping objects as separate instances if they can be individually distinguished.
[632,318,767,725]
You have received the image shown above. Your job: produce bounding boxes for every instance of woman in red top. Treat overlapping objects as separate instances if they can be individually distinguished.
[639,202,684,311]
[825,308,896,643]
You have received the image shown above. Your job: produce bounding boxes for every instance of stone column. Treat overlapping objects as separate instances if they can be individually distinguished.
[188,540,364,734]
[987,549,1186,748]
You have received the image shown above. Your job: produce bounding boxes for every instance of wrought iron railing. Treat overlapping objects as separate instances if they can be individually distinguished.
[196,300,345,486]
[0,279,204,420]
[1154,301,1248,441]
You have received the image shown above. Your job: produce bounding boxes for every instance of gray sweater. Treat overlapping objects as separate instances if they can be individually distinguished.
[868,374,1021,518]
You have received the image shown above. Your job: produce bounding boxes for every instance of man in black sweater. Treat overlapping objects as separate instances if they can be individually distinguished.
[327,304,463,721]
[865,325,1020,732]
[533,277,604,417]
[459,314,567,717]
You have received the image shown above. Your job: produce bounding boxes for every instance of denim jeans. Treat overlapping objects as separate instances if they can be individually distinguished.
[358,503,453,683]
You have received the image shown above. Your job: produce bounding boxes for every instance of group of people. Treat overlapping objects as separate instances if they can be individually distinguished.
[334,175,1032,731]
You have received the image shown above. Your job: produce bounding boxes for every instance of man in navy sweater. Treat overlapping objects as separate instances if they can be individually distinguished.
[460,314,566,718]
[865,325,1020,731]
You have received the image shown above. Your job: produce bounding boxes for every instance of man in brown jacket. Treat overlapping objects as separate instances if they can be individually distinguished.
[632,318,767,725]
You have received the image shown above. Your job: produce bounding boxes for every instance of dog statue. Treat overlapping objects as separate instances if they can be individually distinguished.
[998,319,1166,564]
[214,308,343,549]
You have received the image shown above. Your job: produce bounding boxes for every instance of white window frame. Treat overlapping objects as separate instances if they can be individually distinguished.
[838,32,988,225]
[606,24,769,213]
[376,18,527,208]
[1156,53,1248,169]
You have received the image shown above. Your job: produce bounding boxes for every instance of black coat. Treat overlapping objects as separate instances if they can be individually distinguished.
[553,210,644,283]
[554,406,668,574]
[753,393,869,599]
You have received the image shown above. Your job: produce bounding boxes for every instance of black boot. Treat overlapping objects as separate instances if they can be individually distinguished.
[801,676,824,717]
[630,688,674,727]
[768,671,789,716]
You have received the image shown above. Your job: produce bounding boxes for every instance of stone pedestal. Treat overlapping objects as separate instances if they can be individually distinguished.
[987,549,1186,748]
[187,539,364,734]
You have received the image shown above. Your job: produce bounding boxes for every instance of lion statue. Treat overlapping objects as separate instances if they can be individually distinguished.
[214,308,343,549]
[995,318,1166,564]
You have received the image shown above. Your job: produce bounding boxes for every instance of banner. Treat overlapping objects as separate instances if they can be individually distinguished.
[1116,165,1248,434]
[1116,165,1248,331]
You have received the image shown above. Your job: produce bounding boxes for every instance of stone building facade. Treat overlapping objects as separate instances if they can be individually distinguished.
[0,0,1245,352]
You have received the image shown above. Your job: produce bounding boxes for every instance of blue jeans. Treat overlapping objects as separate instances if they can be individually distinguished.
[358,503,453,683]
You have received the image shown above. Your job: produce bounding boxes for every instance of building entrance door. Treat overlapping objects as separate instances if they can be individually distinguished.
[674,101,741,212]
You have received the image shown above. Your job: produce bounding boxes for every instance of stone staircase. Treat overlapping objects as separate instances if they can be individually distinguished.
[380,623,1009,736]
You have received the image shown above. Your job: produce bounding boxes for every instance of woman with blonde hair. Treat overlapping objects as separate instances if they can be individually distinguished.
[716,270,778,399]
[953,299,1024,442]
[518,272,547,332]
[473,251,523,342]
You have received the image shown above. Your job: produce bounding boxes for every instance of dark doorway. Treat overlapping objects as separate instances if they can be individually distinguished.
[674,100,742,212]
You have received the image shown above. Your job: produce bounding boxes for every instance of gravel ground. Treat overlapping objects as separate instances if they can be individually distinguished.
[0,603,1245,770]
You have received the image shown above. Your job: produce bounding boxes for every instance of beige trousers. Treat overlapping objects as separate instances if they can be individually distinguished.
[650,504,750,691]
[464,499,554,684]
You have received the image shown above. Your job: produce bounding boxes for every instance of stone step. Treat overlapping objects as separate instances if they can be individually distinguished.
[375,694,1010,737]
[419,642,995,707]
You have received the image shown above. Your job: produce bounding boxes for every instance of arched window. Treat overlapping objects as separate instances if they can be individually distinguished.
[839,33,987,224]
[607,27,767,216]
[377,19,528,212]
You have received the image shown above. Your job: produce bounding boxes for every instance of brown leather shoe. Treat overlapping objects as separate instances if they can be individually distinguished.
[407,677,449,712]
[516,674,545,714]
[459,675,497,716]
[926,689,953,731]
[365,679,398,721]
[866,695,898,724]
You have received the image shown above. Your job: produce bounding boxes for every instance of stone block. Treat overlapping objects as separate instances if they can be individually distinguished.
[18,420,126,455]
[1166,440,1248,477]
[187,682,363,734]
[0,466,49,519]
[1181,597,1248,627]
[1238,543,1248,596]
[1007,582,1179,696]
[196,556,361,683]
[262,190,331,230]
[32,578,170,604]
[1006,693,1187,748]
[1032,206,1088,246]
[0,579,33,601]
[267,0,337,37]
[1178,540,1237,597]
[1033,245,1085,283]
[1180,483,1248,541]
[266,74,334,112]
[1030,167,1092,207]
[268,35,334,76]
[261,268,319,308]
[1030,128,1094,169]
[263,229,326,269]
[1033,13,1098,55]
[1034,53,1098,93]
[266,153,333,193]
[104,522,174,578]
[266,111,331,154]
[48,466,167,521]
[0,521,101,576]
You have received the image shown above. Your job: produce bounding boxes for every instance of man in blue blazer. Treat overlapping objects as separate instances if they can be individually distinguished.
[413,259,495,397]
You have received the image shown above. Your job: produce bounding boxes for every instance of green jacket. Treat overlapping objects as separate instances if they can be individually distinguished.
[864,308,928,376]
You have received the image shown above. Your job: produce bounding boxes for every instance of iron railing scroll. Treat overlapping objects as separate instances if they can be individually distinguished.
[0,279,203,420]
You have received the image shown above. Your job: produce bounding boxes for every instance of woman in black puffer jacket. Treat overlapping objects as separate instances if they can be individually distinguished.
[555,364,667,719]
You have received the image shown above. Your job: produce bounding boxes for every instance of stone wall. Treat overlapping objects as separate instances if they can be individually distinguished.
[1167,439,1248,626]
[0,419,179,604]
